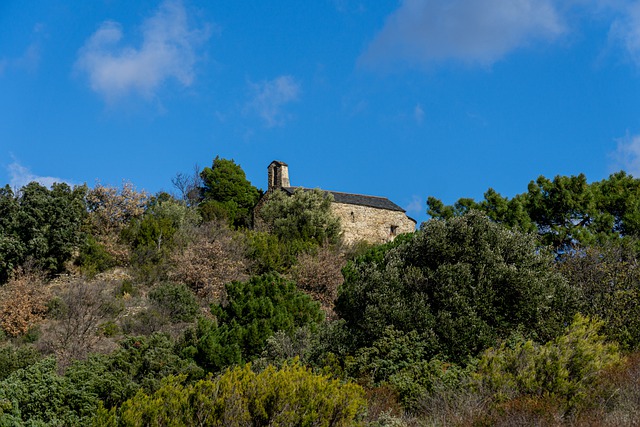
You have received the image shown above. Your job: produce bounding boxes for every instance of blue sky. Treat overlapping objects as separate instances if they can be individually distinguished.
[2,0,640,225]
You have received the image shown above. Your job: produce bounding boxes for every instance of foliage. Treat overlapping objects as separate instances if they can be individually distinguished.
[0,344,41,381]
[100,362,366,426]
[181,274,324,372]
[336,211,574,363]
[0,268,49,337]
[76,234,117,277]
[86,181,148,237]
[148,282,199,323]
[347,327,470,408]
[0,358,98,426]
[258,188,341,246]
[66,333,203,409]
[289,244,346,310]
[199,156,261,228]
[245,230,298,274]
[474,314,621,413]
[123,193,199,283]
[39,279,122,367]
[428,171,640,252]
[558,239,640,351]
[169,221,250,301]
[0,182,87,283]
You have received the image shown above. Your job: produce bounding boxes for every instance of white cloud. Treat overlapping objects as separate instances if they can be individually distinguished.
[405,195,424,215]
[0,42,41,76]
[609,1,640,65]
[75,0,208,102]
[246,75,301,127]
[610,134,640,177]
[414,103,425,123]
[7,161,71,189]
[360,0,565,68]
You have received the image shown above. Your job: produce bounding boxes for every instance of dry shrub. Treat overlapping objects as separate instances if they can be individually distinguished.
[416,386,490,427]
[170,221,250,302]
[0,268,49,337]
[365,384,404,422]
[575,351,640,426]
[289,245,345,314]
[38,278,121,368]
[86,181,149,264]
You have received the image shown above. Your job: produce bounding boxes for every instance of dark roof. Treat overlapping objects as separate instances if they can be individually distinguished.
[281,187,406,212]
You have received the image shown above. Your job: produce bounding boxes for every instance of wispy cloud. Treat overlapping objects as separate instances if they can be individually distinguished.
[7,161,71,189]
[75,0,209,103]
[610,134,640,177]
[246,75,301,127]
[0,42,42,76]
[609,1,640,65]
[405,195,424,216]
[360,0,565,68]
[414,103,425,124]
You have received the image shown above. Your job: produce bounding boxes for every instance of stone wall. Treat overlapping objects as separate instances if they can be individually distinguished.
[331,202,416,245]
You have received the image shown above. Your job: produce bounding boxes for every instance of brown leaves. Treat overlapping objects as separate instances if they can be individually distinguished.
[289,245,345,316]
[0,269,49,337]
[170,221,251,302]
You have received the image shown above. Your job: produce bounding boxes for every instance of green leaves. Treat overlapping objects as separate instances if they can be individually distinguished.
[184,274,324,373]
[428,171,640,252]
[105,362,366,426]
[0,182,87,282]
[258,188,341,246]
[336,212,572,363]
[199,157,261,228]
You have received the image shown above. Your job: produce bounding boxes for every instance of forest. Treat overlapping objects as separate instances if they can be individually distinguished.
[1,157,640,426]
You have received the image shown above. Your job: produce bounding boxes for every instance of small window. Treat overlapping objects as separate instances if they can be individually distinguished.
[350,211,355,222]
[390,225,398,236]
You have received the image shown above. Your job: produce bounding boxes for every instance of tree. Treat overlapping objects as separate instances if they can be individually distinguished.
[0,182,87,282]
[258,188,341,246]
[199,157,261,228]
[336,211,574,363]
[557,238,640,351]
[182,274,324,372]
[427,172,640,253]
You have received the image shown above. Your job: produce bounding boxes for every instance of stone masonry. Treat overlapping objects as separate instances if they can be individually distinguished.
[257,161,416,244]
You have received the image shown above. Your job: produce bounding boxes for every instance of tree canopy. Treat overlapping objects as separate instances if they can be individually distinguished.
[199,156,261,228]
[428,171,640,252]
[336,211,573,363]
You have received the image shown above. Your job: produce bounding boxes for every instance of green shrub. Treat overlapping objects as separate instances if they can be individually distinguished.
[100,362,366,426]
[336,211,574,363]
[76,235,116,277]
[148,282,199,323]
[181,274,324,372]
[66,333,203,409]
[0,358,98,426]
[474,314,621,412]
[0,344,40,380]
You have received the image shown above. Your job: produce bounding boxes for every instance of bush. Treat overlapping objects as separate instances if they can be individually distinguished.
[181,274,324,373]
[148,282,199,323]
[0,268,49,337]
[169,221,250,301]
[257,188,341,246]
[66,333,203,409]
[336,211,574,363]
[0,358,98,426]
[474,314,621,413]
[558,239,640,351]
[99,362,366,426]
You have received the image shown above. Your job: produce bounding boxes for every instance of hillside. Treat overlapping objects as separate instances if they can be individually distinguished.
[1,159,640,425]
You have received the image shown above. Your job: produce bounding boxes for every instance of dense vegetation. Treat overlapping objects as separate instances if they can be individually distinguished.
[2,160,640,425]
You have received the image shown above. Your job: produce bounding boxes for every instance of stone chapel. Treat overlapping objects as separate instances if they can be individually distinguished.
[256,160,416,244]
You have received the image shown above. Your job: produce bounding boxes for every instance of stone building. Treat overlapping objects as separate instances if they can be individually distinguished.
[257,160,416,244]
